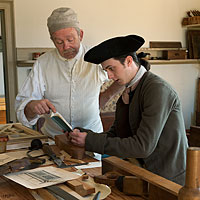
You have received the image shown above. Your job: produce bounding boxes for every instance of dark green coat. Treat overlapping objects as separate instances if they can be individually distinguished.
[85,71,188,185]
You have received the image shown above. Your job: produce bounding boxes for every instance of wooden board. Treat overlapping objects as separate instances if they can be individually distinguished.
[192,32,200,58]
[149,41,182,48]
[0,123,48,143]
[187,30,200,59]
[102,156,182,200]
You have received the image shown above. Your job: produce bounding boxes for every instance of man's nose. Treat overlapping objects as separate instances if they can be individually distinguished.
[63,41,70,49]
[107,71,114,80]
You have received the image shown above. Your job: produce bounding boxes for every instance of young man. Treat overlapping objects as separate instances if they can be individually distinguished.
[15,7,122,139]
[67,35,188,185]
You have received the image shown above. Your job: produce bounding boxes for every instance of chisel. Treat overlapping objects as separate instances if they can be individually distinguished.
[42,143,88,168]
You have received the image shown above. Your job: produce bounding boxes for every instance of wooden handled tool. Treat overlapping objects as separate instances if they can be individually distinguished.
[94,171,148,196]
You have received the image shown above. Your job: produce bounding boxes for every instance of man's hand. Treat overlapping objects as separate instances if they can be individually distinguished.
[24,99,56,121]
[67,129,87,147]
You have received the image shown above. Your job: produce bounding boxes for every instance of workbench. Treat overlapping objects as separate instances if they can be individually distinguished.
[0,124,183,200]
[0,151,144,200]
[0,124,144,200]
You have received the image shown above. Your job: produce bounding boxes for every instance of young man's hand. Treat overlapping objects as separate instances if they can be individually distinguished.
[66,128,87,147]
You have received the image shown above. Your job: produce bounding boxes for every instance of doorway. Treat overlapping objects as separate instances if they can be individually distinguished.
[0,0,17,124]
[0,11,6,124]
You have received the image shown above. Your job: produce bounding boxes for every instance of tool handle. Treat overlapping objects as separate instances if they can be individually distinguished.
[42,144,56,159]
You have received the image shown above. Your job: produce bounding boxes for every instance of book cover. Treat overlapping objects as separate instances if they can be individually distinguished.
[50,111,73,132]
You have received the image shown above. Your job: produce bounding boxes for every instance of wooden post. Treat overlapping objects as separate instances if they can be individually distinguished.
[178,147,200,199]
[196,78,200,126]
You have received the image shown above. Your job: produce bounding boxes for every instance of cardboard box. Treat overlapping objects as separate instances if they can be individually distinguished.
[162,50,187,60]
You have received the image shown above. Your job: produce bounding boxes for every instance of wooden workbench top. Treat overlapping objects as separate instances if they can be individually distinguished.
[0,146,145,200]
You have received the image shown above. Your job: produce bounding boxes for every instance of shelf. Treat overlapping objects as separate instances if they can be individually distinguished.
[141,47,187,51]
[182,24,200,29]
[17,60,35,67]
[17,59,200,68]
[149,59,200,65]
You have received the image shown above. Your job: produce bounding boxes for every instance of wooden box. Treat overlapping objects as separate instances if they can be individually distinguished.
[162,50,187,60]
[188,16,200,25]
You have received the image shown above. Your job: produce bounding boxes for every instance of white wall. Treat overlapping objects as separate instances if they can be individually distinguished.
[14,1,200,129]
[14,0,200,48]
[151,64,200,129]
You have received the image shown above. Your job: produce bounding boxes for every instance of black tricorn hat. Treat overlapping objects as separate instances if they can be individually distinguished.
[84,35,145,64]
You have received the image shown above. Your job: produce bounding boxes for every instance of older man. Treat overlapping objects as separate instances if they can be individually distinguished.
[15,7,122,139]
[67,35,188,185]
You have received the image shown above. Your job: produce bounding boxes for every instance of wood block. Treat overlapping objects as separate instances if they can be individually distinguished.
[55,134,86,159]
[65,179,95,196]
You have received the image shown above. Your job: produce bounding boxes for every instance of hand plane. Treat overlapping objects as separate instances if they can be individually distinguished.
[93,171,148,196]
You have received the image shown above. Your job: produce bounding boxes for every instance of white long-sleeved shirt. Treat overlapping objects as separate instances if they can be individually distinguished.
[15,44,107,138]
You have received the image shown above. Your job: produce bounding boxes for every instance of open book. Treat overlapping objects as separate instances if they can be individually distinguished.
[50,111,73,132]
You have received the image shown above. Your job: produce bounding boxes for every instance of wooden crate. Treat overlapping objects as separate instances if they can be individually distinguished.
[162,50,187,60]
[188,16,200,25]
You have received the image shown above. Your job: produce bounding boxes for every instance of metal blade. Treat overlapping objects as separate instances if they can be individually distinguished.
[93,191,101,200]
[42,143,88,168]
[47,185,79,200]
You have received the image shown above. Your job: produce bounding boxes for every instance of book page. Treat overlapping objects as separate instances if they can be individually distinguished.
[50,111,73,132]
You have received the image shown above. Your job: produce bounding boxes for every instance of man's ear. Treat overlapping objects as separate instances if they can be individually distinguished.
[79,29,84,41]
[126,56,133,67]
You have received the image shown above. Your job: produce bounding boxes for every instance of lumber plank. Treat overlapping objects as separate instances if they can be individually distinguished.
[102,156,181,198]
